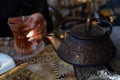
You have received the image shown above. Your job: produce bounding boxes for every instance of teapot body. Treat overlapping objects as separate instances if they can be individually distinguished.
[57,34,116,66]
[56,18,116,66]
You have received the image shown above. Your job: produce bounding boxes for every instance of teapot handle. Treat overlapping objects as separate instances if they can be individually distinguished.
[92,18,113,35]
[60,18,113,34]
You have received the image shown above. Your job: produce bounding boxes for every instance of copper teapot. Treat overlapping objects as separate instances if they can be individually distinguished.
[48,18,116,66]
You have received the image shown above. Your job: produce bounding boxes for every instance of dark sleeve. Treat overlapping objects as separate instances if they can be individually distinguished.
[19,0,53,33]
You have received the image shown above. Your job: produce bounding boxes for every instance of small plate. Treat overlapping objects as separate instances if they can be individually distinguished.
[0,53,16,75]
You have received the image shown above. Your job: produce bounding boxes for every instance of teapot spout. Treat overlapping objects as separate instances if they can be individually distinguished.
[47,34,61,50]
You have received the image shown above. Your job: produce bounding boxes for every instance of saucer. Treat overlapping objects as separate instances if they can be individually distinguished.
[0,53,16,75]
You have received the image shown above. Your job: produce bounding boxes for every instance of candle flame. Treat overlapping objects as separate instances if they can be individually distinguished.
[26,31,34,37]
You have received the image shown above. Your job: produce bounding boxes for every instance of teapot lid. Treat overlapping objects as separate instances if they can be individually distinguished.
[71,20,105,39]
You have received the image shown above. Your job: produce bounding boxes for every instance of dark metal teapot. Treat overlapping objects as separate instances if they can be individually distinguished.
[49,18,116,66]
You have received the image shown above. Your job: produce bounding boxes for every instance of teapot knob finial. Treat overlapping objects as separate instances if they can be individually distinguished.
[86,18,92,31]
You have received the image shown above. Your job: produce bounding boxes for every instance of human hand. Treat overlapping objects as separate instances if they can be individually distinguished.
[25,13,47,45]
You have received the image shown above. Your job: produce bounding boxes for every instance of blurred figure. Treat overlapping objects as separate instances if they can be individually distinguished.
[98,0,120,26]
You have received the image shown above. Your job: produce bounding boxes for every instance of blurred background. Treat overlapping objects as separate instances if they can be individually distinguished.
[47,0,120,29]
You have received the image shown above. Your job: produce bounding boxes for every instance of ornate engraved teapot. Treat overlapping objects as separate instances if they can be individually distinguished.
[49,18,116,66]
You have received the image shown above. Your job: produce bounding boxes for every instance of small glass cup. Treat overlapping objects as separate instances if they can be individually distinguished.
[8,16,44,60]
